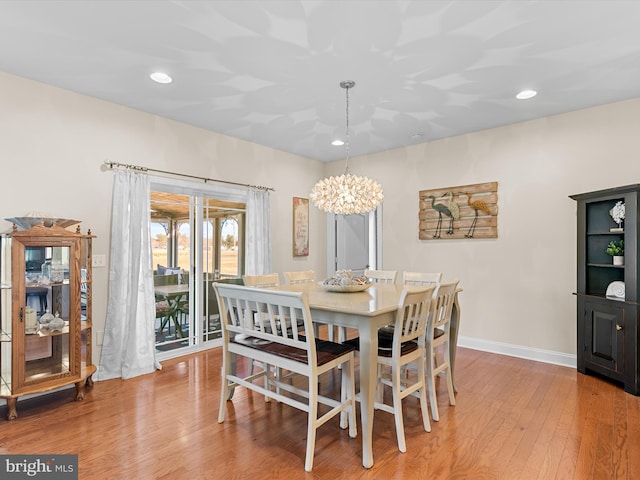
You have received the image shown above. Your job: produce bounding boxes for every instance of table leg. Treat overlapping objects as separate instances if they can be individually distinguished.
[358,321,377,469]
[450,292,461,393]
[171,312,184,338]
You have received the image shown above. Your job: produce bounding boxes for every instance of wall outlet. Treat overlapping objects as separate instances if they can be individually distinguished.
[92,254,106,268]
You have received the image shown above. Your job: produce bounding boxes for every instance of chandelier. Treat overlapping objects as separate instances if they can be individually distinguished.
[310,81,384,215]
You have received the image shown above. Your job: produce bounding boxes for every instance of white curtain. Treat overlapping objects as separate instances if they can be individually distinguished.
[245,189,271,275]
[97,169,161,380]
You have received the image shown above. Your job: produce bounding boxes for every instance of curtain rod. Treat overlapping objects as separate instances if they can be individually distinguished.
[102,161,275,192]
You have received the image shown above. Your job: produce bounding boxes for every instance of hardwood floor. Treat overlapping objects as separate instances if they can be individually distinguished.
[2,347,639,479]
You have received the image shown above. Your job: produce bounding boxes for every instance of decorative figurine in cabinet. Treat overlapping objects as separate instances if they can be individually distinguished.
[0,222,94,420]
[570,184,639,395]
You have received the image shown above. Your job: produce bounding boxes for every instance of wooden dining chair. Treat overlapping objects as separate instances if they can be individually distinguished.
[283,270,315,285]
[345,285,435,452]
[364,269,397,284]
[425,280,459,421]
[402,271,442,286]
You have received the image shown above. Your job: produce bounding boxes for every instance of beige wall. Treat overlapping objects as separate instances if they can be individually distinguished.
[343,97,640,362]
[0,72,325,360]
[2,70,640,366]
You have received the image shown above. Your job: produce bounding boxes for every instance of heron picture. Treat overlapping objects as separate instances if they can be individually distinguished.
[418,182,498,240]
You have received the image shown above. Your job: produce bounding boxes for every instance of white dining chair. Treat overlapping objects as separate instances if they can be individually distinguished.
[242,273,281,288]
[282,270,340,340]
[284,270,347,343]
[345,285,435,452]
[425,280,459,421]
[365,269,397,284]
[402,271,442,286]
[215,283,357,472]
[283,270,315,285]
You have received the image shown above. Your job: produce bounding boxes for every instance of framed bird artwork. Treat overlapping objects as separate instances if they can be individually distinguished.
[418,182,498,240]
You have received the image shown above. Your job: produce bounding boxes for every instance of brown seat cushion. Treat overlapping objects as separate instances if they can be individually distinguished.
[231,335,355,366]
[344,333,419,358]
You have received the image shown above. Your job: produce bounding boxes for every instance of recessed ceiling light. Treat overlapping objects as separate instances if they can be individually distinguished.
[150,72,173,84]
[516,89,537,100]
[411,133,423,141]
[331,139,345,146]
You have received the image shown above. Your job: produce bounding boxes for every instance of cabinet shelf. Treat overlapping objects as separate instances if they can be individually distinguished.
[587,228,624,234]
[25,280,69,288]
[575,292,639,305]
[587,263,624,269]
[27,326,69,338]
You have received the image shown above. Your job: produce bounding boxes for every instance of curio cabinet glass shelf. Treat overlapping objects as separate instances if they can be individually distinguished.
[0,222,95,420]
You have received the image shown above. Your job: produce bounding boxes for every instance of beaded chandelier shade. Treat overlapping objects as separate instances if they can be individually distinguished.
[310,81,384,215]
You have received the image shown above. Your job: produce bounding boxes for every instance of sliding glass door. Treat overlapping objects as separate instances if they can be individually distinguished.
[150,186,245,357]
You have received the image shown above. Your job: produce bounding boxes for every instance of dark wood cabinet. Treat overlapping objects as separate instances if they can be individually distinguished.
[571,185,640,395]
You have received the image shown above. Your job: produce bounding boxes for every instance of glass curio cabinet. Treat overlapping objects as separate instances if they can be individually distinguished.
[0,222,94,420]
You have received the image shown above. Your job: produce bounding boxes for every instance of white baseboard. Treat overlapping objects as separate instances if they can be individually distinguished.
[457,335,577,369]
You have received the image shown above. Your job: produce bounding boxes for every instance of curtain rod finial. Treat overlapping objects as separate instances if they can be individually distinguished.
[100,161,112,172]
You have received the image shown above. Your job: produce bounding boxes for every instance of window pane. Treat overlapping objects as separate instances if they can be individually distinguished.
[221,217,239,276]
[176,221,190,271]
[151,222,169,272]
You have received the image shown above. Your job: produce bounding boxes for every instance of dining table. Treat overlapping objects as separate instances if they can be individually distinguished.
[155,283,190,338]
[278,281,462,469]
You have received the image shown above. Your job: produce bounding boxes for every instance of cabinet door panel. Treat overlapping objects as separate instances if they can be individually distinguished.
[585,302,624,374]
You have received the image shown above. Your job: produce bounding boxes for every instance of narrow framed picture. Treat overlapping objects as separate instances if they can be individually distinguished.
[293,197,309,256]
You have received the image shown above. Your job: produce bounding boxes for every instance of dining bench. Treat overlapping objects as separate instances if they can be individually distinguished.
[213,282,357,472]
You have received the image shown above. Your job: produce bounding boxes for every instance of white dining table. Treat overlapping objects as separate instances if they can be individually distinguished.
[279,282,462,468]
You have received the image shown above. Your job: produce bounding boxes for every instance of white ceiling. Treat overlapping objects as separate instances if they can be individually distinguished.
[1,1,640,162]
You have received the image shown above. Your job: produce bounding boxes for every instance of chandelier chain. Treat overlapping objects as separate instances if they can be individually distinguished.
[345,82,350,172]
